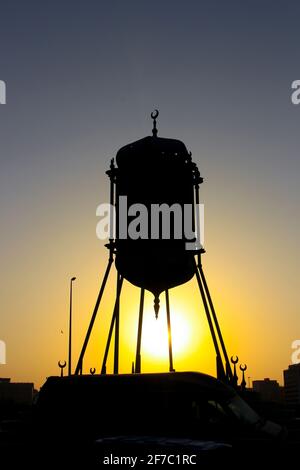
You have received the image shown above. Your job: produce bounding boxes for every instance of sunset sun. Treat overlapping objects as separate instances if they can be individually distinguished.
[142,308,191,360]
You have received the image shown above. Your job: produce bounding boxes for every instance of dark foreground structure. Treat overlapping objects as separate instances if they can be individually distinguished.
[3,371,300,467]
[31,371,288,466]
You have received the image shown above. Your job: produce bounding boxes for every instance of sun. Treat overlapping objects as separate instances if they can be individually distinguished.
[142,308,191,359]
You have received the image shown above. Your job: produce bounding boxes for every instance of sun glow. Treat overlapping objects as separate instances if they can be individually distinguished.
[118,284,213,375]
[142,308,191,359]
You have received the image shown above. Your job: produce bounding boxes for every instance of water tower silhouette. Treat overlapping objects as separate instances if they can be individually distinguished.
[75,111,233,382]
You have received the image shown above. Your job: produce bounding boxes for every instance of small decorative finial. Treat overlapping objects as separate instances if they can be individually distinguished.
[231,355,239,388]
[58,360,66,378]
[240,364,247,390]
[151,109,159,137]
[154,294,160,319]
[90,367,96,375]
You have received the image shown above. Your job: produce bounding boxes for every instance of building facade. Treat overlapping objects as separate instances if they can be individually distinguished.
[284,364,300,406]
[0,378,34,406]
[252,378,282,403]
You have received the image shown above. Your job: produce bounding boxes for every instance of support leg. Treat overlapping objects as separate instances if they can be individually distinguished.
[101,274,123,375]
[135,288,145,374]
[74,256,113,375]
[198,262,233,381]
[114,274,123,374]
[165,290,175,372]
[195,267,226,381]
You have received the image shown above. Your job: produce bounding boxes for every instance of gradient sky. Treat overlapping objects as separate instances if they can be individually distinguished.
[0,1,299,388]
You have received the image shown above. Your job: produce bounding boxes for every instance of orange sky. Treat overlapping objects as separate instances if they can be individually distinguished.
[1,180,298,389]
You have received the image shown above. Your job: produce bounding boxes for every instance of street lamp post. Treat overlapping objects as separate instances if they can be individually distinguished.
[68,276,76,376]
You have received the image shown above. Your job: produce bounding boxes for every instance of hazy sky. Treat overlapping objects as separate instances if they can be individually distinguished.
[0,1,299,388]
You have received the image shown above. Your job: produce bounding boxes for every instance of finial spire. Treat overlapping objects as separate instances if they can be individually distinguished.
[154,294,160,319]
[151,109,159,137]
[240,364,247,390]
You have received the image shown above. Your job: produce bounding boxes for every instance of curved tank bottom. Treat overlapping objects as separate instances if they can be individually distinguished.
[116,251,196,293]
[115,248,196,317]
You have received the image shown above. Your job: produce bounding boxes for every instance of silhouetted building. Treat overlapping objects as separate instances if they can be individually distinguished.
[252,378,281,403]
[284,364,300,406]
[0,377,34,406]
